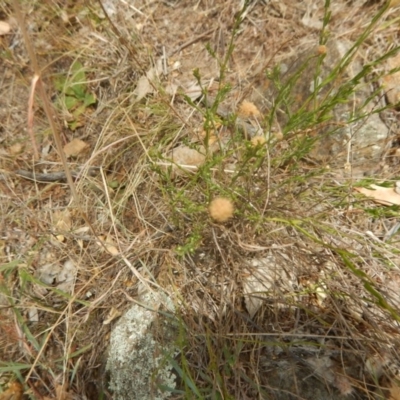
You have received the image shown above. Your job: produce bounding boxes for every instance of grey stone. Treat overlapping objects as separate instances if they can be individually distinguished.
[106,291,177,400]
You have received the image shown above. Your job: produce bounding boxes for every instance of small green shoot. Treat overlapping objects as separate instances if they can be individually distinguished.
[54,60,97,130]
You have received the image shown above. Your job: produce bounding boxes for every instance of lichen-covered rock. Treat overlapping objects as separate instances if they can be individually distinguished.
[106,291,177,400]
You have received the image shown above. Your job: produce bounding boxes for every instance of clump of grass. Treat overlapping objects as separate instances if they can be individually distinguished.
[0,258,94,398]
[149,1,400,398]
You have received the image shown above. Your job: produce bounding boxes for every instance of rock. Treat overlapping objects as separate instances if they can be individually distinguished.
[242,255,298,318]
[168,145,206,177]
[106,291,177,400]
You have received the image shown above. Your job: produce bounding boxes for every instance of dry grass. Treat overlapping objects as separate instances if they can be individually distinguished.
[1,0,400,399]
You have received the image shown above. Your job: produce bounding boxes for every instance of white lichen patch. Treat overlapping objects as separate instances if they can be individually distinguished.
[106,291,177,400]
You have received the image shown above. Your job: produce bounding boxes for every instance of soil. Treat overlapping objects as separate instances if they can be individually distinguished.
[1,0,400,399]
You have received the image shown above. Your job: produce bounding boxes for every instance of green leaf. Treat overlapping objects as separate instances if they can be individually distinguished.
[71,60,85,81]
[64,95,80,110]
[72,103,86,119]
[70,60,87,98]
[84,92,97,107]
[54,75,67,92]
[168,357,203,398]
[108,180,119,189]
[69,120,79,131]
[71,83,85,98]
[0,259,22,273]
[0,361,32,373]
[55,343,93,362]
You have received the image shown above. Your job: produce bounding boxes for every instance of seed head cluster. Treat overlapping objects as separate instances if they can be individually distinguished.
[238,100,261,118]
[209,197,234,222]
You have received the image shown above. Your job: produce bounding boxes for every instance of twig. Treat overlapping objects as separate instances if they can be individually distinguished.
[15,168,98,183]
[168,28,216,57]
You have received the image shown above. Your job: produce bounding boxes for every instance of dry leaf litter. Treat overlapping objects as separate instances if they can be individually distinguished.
[1,0,400,399]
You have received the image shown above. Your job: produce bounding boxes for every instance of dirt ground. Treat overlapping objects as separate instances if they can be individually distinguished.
[1,0,400,399]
